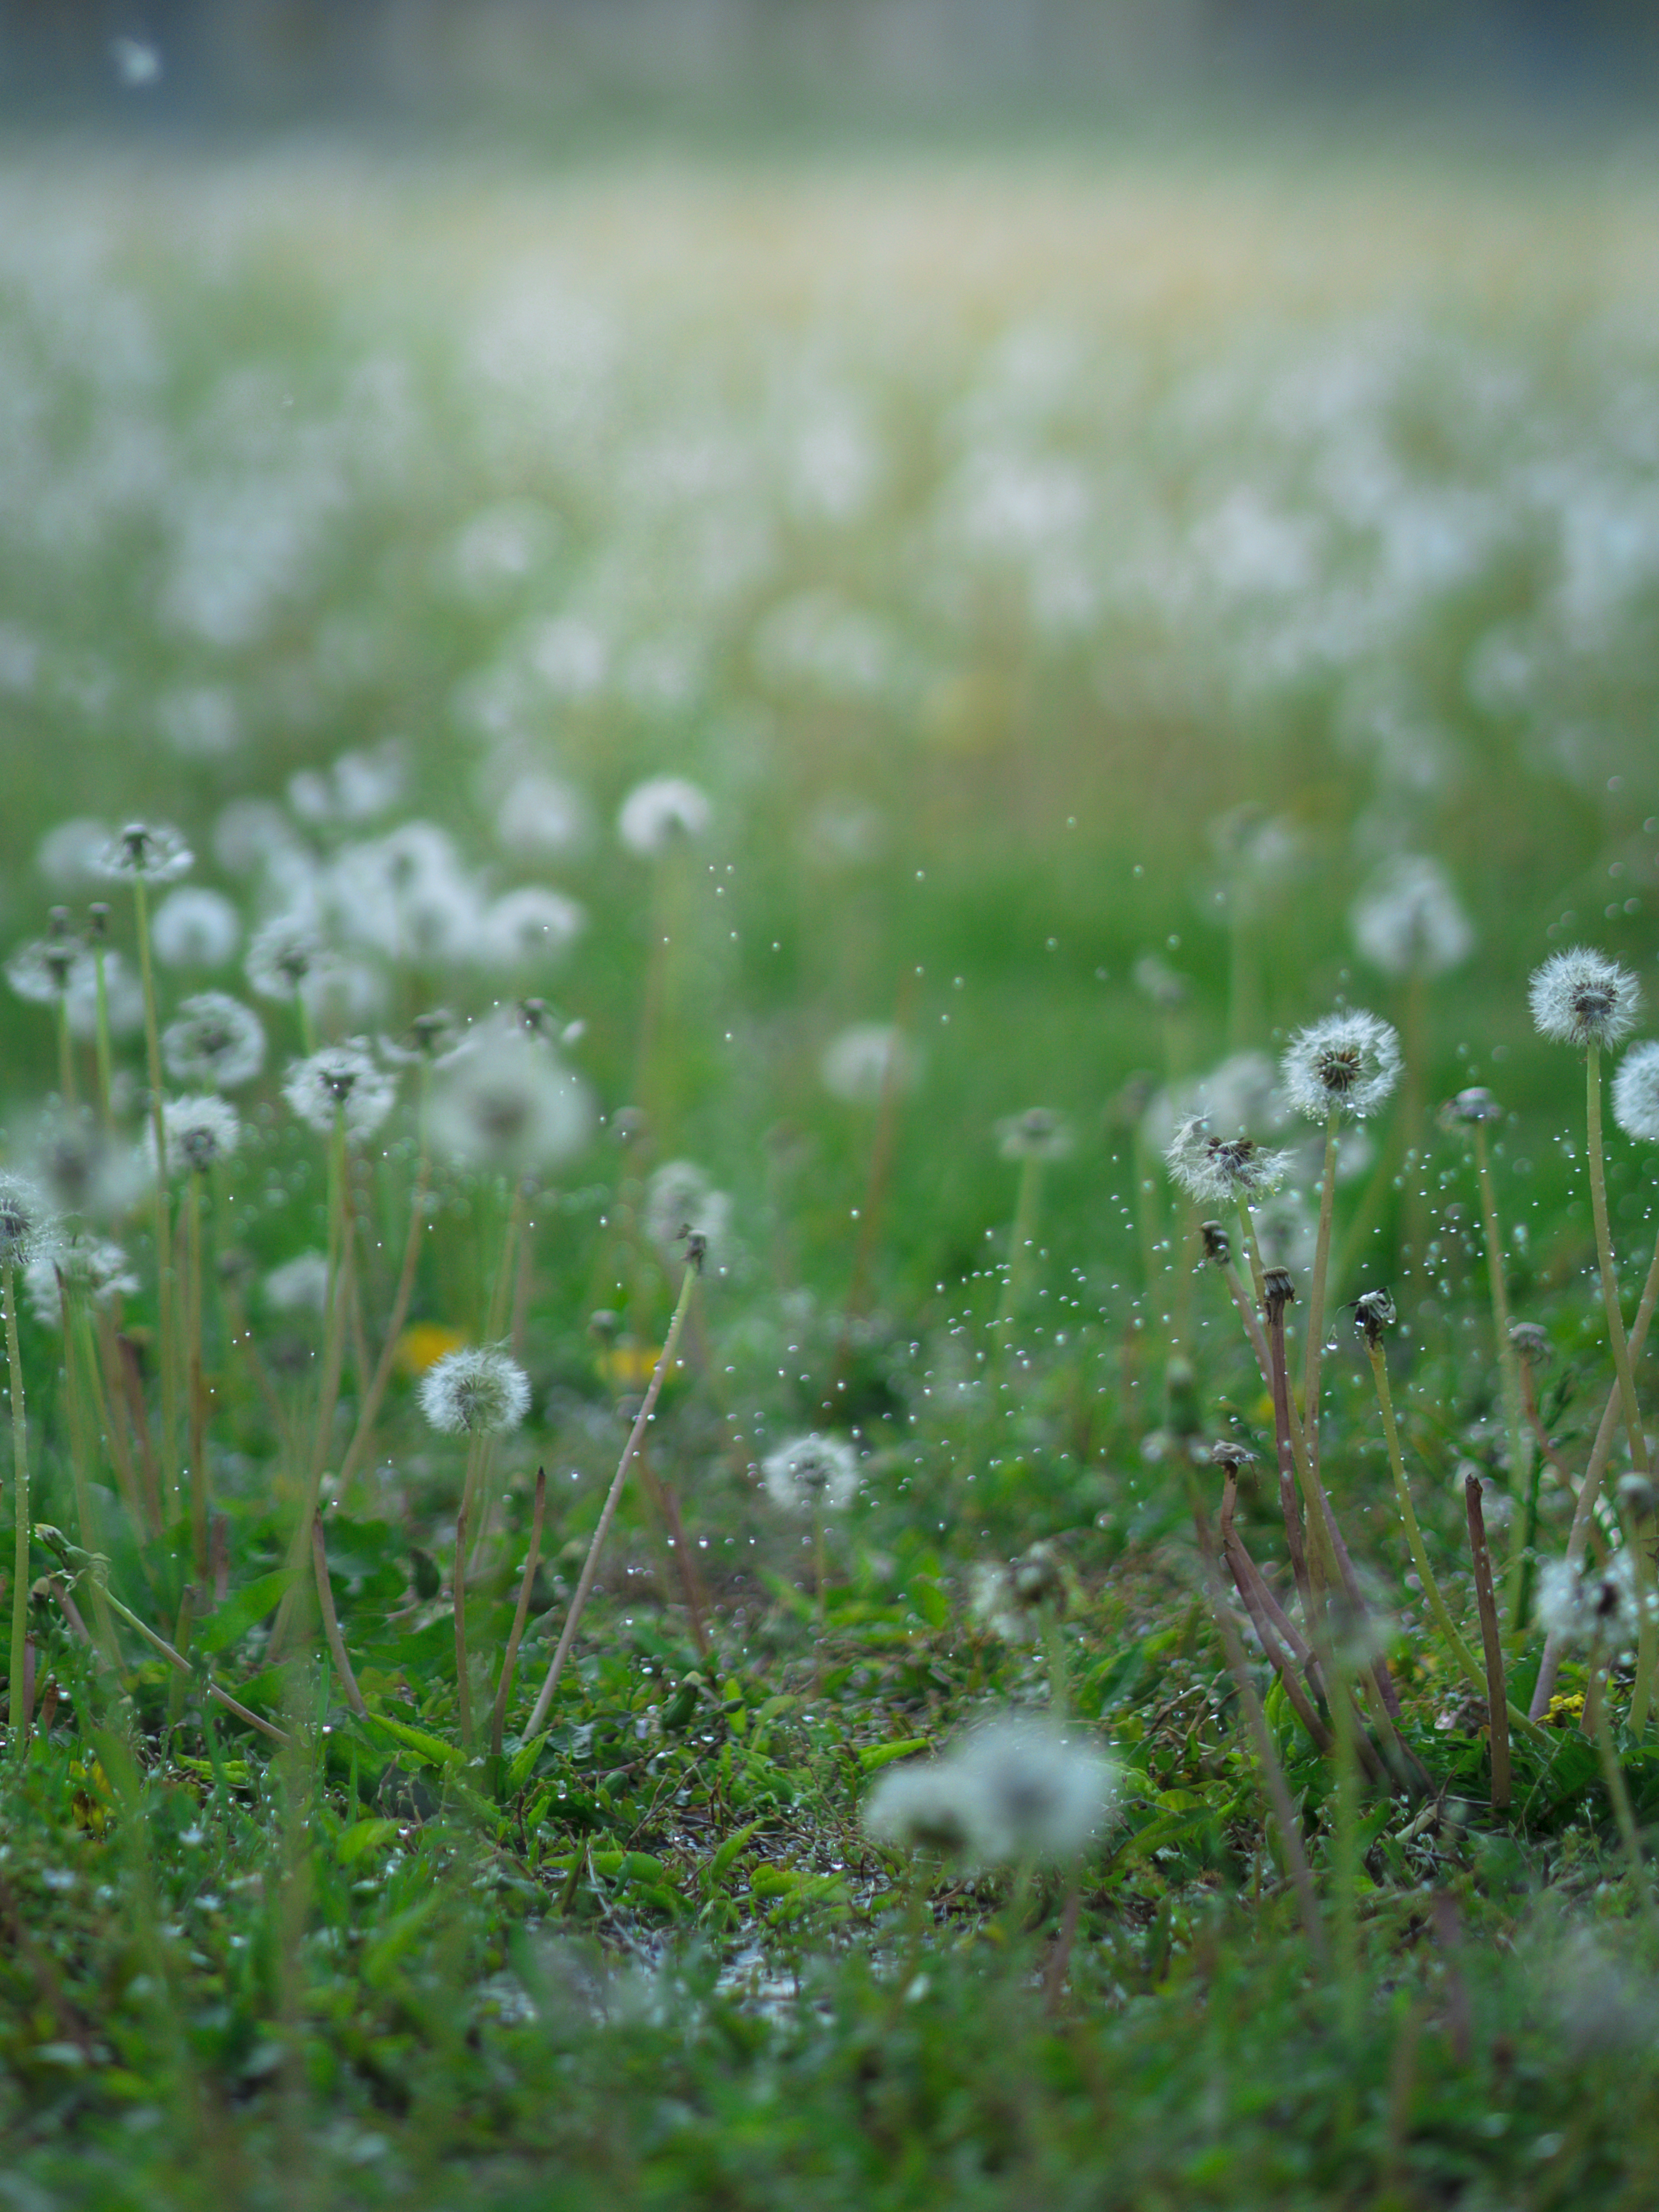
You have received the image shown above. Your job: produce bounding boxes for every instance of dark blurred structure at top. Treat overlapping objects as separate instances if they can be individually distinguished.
[1,0,1654,129]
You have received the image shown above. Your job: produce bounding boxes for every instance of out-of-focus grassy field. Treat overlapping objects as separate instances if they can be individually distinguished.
[5,137,1659,2208]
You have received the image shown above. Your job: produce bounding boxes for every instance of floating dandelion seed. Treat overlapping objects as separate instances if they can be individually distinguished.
[996,1108,1074,1162]
[1612,1040,1659,1144]
[1528,947,1641,1050]
[761,1432,860,1515]
[154,1095,241,1177]
[617,776,711,857]
[820,1022,918,1107]
[264,1251,332,1317]
[245,915,331,1003]
[24,1236,138,1326]
[418,1344,531,1436]
[162,992,266,1090]
[282,1041,397,1140]
[93,821,193,885]
[1281,1009,1402,1121]
[1349,854,1474,978]
[1164,1115,1290,1204]
[426,1036,593,1176]
[150,887,242,969]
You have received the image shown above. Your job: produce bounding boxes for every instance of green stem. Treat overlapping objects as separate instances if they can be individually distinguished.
[5,1255,31,1755]
[1472,1125,1532,1583]
[187,1175,210,1578]
[526,1258,700,1738]
[54,991,76,1107]
[134,879,179,1515]
[995,1154,1043,1341]
[488,1467,547,1756]
[1303,1111,1340,1471]
[91,942,115,1134]
[1591,1681,1659,1934]
[1588,1042,1650,1476]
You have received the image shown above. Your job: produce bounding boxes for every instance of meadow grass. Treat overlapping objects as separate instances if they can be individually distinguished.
[2,134,1659,2208]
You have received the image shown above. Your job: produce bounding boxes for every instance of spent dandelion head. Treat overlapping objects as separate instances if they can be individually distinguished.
[162,991,266,1091]
[617,775,712,857]
[1510,1321,1552,1367]
[417,1344,531,1436]
[426,1036,593,1176]
[1164,1115,1290,1206]
[95,821,193,886]
[155,1094,241,1177]
[1281,1009,1402,1122]
[1528,946,1641,1050]
[996,1108,1074,1162]
[643,1160,731,1268]
[1354,1287,1396,1348]
[761,1432,860,1515]
[1612,1040,1659,1143]
[283,1040,397,1140]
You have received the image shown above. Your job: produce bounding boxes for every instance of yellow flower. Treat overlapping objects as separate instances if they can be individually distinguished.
[395,1322,469,1378]
[598,1340,663,1393]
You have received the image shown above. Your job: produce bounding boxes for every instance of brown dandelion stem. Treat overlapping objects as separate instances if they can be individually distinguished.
[1463,1473,1511,1811]
[526,1258,699,1738]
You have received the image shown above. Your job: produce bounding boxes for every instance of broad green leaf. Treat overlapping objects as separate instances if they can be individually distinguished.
[194,1571,298,1656]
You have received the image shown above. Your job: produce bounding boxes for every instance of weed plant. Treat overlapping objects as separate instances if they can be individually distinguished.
[4,141,1659,2211]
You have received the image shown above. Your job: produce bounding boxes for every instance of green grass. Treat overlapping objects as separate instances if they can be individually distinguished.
[4,134,1659,2208]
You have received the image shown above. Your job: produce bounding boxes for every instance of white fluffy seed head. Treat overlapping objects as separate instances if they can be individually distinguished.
[1612,1040,1659,1144]
[617,776,711,857]
[996,1108,1074,1163]
[282,1040,397,1140]
[264,1251,332,1316]
[1528,946,1641,1050]
[162,991,266,1091]
[949,1719,1119,1865]
[1164,1115,1290,1205]
[820,1023,919,1107]
[1281,1009,1402,1121]
[246,915,330,1002]
[863,1762,978,1858]
[426,1037,593,1176]
[94,821,194,885]
[155,1094,241,1176]
[761,1432,860,1515]
[1349,854,1474,978]
[418,1344,531,1436]
[150,886,242,969]
[24,1235,138,1325]
[643,1160,732,1268]
[1536,1554,1644,1650]
[0,1173,53,1262]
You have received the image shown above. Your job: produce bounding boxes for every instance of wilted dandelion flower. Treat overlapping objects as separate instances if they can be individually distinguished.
[820,1022,918,1107]
[761,1432,860,1515]
[1612,1041,1659,1144]
[245,915,330,1003]
[155,1094,241,1176]
[1281,1009,1402,1121]
[427,1037,593,1176]
[418,1344,531,1435]
[283,1041,397,1140]
[643,1160,732,1267]
[476,887,585,968]
[264,1251,331,1316]
[1528,947,1641,1050]
[24,1235,138,1325]
[93,821,194,885]
[1349,854,1475,978]
[162,991,266,1090]
[1164,1115,1290,1205]
[1537,1553,1644,1650]
[150,887,241,969]
[0,1174,53,1263]
[617,775,711,856]
[996,1108,1074,1163]
[948,1719,1118,1865]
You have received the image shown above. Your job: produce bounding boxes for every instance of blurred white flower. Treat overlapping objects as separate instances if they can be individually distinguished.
[94,821,193,885]
[643,1160,731,1269]
[1281,1010,1402,1121]
[283,1041,397,1140]
[162,991,266,1090]
[25,1235,138,1325]
[427,1036,593,1176]
[1612,1041,1659,1144]
[1350,854,1474,978]
[476,887,585,969]
[820,1023,918,1107]
[65,949,142,1040]
[151,887,242,969]
[618,776,711,857]
[264,1250,331,1316]
[418,1344,531,1436]
[996,1108,1074,1163]
[761,1432,860,1515]
[154,1094,241,1176]
[495,773,590,859]
[36,818,111,891]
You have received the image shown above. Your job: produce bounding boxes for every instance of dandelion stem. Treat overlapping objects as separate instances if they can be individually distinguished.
[1463,1472,1511,1811]
[4,1255,32,1755]
[54,990,76,1107]
[453,1430,486,1748]
[1470,1123,1533,1619]
[1587,1040,1650,1479]
[488,1467,547,1756]
[995,1152,1043,1340]
[1303,1110,1341,1471]
[311,1521,366,1719]
[186,1174,210,1580]
[90,939,115,1134]
[334,1134,431,1498]
[526,1257,699,1738]
[1590,1678,1659,1934]
[133,878,179,1515]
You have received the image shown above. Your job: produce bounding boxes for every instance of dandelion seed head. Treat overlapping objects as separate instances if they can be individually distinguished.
[1537,1553,1644,1650]
[21,1106,145,1222]
[761,1432,860,1515]
[495,773,590,859]
[1441,1085,1502,1127]
[1529,946,1641,1050]
[617,776,711,857]
[246,915,330,1002]
[1281,1009,1402,1121]
[1132,951,1189,1009]
[150,887,242,969]
[155,1094,242,1176]
[0,1173,52,1262]
[282,1041,397,1140]
[426,1037,593,1176]
[477,886,586,970]
[1612,1040,1659,1144]
[264,1251,331,1317]
[36,818,112,892]
[820,1023,918,1107]
[1350,854,1474,978]
[949,1719,1118,1865]
[94,821,193,886]
[863,1762,976,1858]
[996,1108,1074,1162]
[66,948,142,1041]
[24,1235,138,1326]
[5,932,79,1004]
[643,1160,732,1268]
[162,991,266,1091]
[418,1344,531,1436]
[1164,1115,1290,1204]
